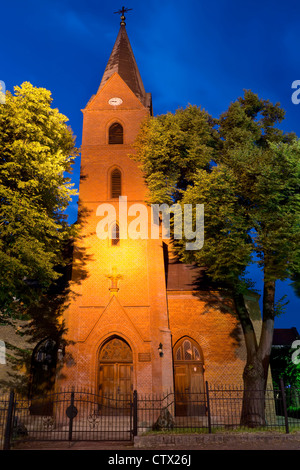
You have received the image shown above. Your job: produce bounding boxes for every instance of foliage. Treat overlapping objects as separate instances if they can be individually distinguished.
[134,92,300,297]
[132,105,218,204]
[178,165,253,290]
[216,91,300,288]
[0,82,78,321]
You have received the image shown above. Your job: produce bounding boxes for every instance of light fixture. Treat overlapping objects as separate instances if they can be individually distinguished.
[158,343,163,357]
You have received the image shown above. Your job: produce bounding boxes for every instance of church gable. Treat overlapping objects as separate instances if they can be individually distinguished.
[84,72,147,112]
[85,294,148,346]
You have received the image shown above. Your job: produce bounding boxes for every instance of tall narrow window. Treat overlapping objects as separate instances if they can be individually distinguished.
[111,223,120,246]
[111,168,122,198]
[109,122,123,144]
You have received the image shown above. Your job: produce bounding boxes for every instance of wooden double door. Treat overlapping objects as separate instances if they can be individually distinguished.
[98,337,133,412]
[98,363,133,399]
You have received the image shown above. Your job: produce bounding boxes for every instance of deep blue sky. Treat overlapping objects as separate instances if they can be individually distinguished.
[2,0,300,332]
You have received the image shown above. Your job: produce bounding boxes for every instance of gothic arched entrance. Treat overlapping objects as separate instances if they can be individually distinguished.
[98,336,133,403]
[173,337,205,416]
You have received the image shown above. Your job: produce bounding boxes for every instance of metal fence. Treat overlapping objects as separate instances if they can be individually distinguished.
[1,381,300,449]
[136,382,300,435]
[0,392,11,450]
[1,388,134,449]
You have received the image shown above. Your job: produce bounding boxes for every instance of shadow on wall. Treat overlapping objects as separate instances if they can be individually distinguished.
[0,192,93,395]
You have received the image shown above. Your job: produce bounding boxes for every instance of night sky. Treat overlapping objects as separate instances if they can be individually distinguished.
[2,0,300,332]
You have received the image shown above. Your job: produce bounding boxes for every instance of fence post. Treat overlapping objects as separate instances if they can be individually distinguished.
[280,378,289,434]
[132,390,138,437]
[67,391,76,442]
[205,381,212,434]
[3,390,15,450]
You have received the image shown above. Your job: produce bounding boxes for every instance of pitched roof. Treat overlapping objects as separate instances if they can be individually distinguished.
[98,25,152,111]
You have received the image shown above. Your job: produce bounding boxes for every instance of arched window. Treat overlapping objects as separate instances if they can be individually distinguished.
[111,168,122,198]
[174,338,203,362]
[111,222,120,246]
[109,122,123,144]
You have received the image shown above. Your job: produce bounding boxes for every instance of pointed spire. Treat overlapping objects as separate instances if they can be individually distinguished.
[98,20,151,110]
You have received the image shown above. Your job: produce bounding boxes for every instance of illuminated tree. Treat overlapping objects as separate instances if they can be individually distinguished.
[0,82,78,322]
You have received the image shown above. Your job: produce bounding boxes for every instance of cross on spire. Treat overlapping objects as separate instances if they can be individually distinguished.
[114,6,132,25]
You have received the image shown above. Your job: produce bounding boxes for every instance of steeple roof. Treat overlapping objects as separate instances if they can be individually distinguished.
[98,25,152,111]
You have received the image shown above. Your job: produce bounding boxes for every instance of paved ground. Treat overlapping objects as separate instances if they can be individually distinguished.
[10,432,300,451]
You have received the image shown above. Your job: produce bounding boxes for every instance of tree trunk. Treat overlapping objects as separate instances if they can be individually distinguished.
[240,353,266,427]
[259,280,276,387]
[236,280,276,427]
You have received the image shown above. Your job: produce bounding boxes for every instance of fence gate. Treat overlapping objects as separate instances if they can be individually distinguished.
[5,389,134,446]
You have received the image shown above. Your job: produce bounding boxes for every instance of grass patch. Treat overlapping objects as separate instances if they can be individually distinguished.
[141,426,300,436]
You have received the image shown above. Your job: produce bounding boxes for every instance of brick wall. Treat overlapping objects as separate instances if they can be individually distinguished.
[167,290,261,387]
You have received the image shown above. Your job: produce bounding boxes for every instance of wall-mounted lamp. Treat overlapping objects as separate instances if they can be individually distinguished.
[158,343,163,357]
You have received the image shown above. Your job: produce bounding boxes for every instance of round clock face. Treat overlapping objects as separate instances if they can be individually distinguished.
[108,97,123,106]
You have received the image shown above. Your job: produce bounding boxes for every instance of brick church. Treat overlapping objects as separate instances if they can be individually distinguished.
[56,13,262,401]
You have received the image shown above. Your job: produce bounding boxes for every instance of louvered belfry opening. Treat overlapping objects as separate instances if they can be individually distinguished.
[111,168,122,198]
[109,122,123,144]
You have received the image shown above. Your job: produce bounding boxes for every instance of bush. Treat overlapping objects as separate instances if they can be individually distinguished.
[287,406,300,419]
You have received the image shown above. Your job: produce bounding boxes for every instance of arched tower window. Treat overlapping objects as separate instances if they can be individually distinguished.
[111,168,122,198]
[111,222,120,246]
[109,122,123,144]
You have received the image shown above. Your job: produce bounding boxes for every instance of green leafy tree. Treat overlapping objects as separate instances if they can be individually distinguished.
[133,105,218,204]
[133,93,300,427]
[0,82,78,322]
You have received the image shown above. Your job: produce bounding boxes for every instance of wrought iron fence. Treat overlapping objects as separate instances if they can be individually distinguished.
[0,388,134,449]
[136,389,208,435]
[0,392,11,450]
[136,382,300,435]
[1,381,300,449]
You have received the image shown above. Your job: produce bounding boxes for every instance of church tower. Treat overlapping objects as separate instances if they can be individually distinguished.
[58,11,264,407]
[59,12,174,396]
